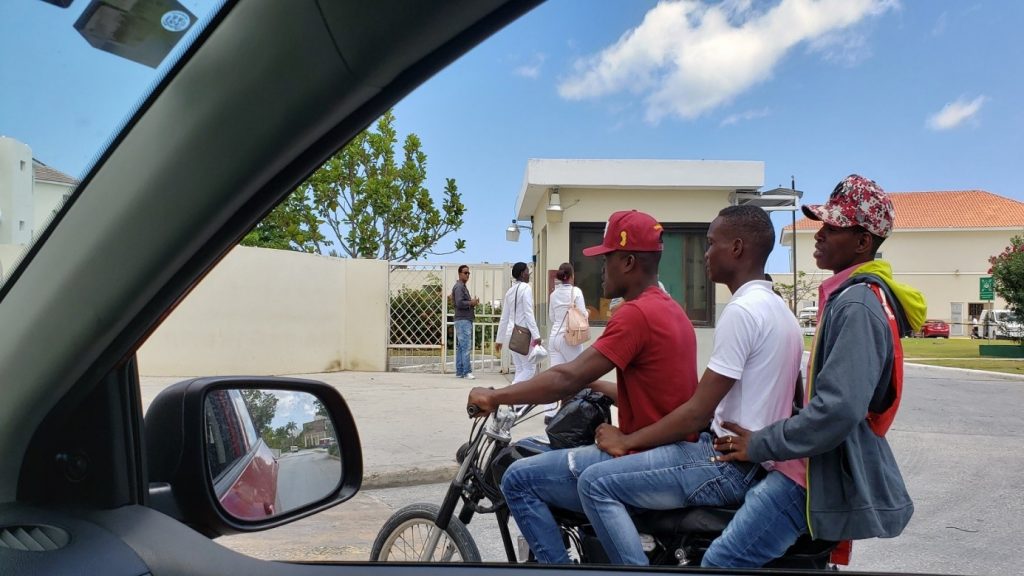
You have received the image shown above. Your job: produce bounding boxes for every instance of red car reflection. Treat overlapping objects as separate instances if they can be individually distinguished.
[920,319,950,338]
[205,390,279,520]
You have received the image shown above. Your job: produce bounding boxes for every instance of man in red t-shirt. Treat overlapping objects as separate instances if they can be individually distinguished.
[468,210,698,564]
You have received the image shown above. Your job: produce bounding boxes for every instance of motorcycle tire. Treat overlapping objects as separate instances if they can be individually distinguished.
[370,502,482,563]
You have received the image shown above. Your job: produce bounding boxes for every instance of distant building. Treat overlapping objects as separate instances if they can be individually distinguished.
[0,136,78,278]
[783,190,1024,336]
[301,415,332,447]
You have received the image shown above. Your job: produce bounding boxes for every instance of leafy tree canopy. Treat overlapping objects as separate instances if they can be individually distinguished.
[240,389,278,435]
[989,235,1024,316]
[242,110,466,261]
[772,271,819,311]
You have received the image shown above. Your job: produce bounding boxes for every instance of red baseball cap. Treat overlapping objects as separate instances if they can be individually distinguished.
[582,210,664,256]
[802,174,894,238]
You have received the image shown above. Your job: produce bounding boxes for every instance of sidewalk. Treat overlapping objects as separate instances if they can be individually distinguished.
[140,369,549,490]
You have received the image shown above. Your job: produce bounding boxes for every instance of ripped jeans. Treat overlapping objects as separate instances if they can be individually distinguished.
[501,445,613,563]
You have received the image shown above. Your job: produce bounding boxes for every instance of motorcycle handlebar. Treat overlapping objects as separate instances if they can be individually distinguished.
[467,404,481,418]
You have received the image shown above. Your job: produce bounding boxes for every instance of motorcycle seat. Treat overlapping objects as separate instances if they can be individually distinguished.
[550,505,836,563]
[632,506,738,535]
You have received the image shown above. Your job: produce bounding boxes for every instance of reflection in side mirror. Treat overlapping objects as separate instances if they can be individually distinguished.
[204,388,342,521]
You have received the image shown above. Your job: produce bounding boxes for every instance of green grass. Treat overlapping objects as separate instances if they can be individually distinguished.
[900,337,1019,359]
[801,335,1024,375]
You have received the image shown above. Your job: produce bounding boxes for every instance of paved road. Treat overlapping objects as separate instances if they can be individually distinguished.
[276,449,342,513]
[213,363,1024,574]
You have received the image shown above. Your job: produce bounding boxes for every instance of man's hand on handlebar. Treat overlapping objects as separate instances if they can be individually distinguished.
[594,423,631,457]
[467,387,499,418]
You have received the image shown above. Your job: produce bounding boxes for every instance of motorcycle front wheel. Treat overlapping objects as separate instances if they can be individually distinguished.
[370,502,482,562]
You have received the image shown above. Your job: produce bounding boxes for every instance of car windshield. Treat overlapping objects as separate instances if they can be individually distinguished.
[0,0,223,288]
[6,1,1024,575]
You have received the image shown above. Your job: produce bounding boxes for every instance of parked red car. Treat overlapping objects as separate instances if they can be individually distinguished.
[206,389,280,520]
[920,319,950,338]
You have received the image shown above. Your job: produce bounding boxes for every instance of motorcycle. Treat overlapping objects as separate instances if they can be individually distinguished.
[369,401,837,568]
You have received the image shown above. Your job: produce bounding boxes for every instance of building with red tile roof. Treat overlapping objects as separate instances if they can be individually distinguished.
[784,191,1024,235]
[780,190,1024,336]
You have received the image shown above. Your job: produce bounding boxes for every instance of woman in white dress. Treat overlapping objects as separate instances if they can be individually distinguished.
[548,262,588,367]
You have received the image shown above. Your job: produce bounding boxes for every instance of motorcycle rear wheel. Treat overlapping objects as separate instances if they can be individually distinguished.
[370,503,482,562]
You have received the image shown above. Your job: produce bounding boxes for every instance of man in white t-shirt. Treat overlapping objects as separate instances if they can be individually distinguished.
[577,204,802,565]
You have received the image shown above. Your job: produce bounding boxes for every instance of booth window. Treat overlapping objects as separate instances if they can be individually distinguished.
[569,223,714,326]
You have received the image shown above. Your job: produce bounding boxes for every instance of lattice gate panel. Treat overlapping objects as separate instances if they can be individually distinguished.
[387,263,508,373]
[387,264,445,373]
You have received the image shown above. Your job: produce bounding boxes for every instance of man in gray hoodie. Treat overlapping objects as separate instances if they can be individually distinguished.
[704,174,926,568]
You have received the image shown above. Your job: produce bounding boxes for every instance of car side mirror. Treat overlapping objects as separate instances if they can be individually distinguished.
[145,377,361,536]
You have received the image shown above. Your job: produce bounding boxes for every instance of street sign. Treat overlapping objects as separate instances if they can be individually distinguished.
[980,276,994,301]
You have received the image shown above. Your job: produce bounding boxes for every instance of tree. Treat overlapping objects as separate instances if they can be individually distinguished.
[772,271,820,310]
[284,421,298,438]
[241,110,466,261]
[241,191,326,253]
[264,421,301,450]
[240,389,278,435]
[989,235,1024,317]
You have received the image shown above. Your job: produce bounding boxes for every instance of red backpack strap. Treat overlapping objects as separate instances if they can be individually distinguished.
[866,284,902,436]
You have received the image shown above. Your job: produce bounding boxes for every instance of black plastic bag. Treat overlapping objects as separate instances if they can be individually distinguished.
[545,388,614,450]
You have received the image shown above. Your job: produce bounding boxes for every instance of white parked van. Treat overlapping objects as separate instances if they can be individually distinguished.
[797,306,818,327]
[978,309,1023,339]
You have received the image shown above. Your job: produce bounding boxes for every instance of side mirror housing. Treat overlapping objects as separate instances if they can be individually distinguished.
[144,376,361,536]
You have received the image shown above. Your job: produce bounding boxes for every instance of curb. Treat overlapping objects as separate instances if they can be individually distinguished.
[362,464,459,490]
[905,361,1024,381]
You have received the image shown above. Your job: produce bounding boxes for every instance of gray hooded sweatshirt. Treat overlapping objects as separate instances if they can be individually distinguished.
[747,270,921,542]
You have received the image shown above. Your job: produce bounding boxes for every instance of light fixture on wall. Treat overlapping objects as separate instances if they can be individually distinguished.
[544,186,580,224]
[546,187,564,223]
[505,218,532,242]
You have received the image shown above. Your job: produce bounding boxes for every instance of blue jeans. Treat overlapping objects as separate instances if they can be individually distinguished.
[701,471,808,568]
[501,445,613,563]
[454,319,472,376]
[577,433,764,565]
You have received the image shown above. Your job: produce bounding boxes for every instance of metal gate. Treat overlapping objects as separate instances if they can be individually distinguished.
[387,263,510,373]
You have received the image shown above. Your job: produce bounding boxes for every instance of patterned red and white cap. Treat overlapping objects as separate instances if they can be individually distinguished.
[801,174,894,238]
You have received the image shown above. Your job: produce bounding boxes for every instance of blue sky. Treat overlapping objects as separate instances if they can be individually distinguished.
[395,0,1024,272]
[268,390,321,432]
[3,0,1023,273]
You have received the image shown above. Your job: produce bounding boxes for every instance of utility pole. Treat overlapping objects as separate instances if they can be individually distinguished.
[791,176,798,314]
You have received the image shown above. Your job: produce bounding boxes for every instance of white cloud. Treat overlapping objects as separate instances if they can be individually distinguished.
[720,107,771,126]
[932,11,947,36]
[926,96,987,131]
[269,390,319,429]
[513,52,547,79]
[808,29,871,67]
[557,0,897,123]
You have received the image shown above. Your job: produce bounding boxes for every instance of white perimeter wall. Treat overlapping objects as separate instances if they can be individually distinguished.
[137,246,388,376]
